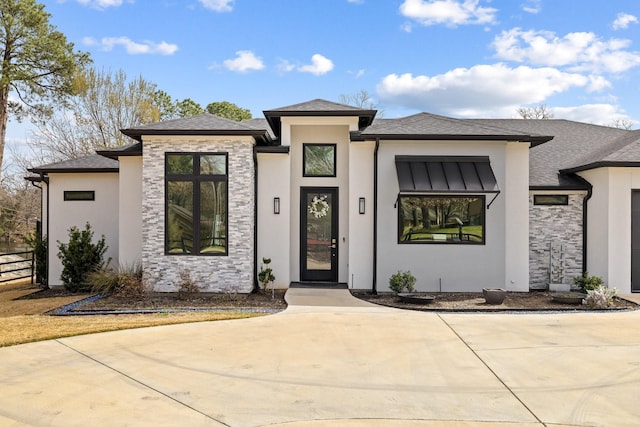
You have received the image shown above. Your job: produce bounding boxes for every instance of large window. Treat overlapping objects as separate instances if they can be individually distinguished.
[399,195,485,244]
[165,153,227,255]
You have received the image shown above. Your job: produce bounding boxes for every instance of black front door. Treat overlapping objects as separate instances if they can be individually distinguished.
[632,191,640,292]
[300,187,338,282]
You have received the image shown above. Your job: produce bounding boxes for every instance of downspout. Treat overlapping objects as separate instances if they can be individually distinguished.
[252,147,260,293]
[581,182,593,275]
[372,137,380,294]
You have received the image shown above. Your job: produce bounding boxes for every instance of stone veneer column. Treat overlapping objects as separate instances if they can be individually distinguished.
[529,192,585,289]
[141,137,255,292]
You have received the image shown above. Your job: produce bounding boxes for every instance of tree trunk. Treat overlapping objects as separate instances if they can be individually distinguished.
[0,84,9,177]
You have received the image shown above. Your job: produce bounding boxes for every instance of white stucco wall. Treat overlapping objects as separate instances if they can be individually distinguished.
[47,173,119,287]
[257,152,291,288]
[118,156,142,267]
[348,140,374,289]
[376,140,530,292]
[282,117,359,284]
[579,167,640,293]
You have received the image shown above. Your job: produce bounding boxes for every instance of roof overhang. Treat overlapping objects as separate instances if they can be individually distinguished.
[120,128,271,144]
[264,110,377,138]
[560,161,640,174]
[351,131,552,147]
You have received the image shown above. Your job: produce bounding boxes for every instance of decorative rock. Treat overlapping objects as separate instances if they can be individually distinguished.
[397,293,435,304]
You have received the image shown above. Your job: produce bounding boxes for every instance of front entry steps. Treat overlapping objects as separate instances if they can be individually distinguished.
[289,282,348,289]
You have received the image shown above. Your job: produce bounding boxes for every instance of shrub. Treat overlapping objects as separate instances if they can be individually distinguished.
[258,257,275,291]
[178,268,201,299]
[90,262,145,298]
[25,232,48,287]
[389,270,416,294]
[583,285,617,309]
[57,223,108,292]
[573,272,604,293]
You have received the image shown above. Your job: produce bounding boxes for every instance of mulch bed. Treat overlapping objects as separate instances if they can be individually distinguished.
[17,287,638,313]
[353,291,638,311]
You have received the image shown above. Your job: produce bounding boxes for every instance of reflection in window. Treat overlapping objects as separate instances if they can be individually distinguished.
[165,153,228,255]
[399,196,485,244]
[303,144,336,177]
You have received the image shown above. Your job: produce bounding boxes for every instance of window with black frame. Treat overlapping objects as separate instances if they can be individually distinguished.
[303,144,336,177]
[165,153,228,255]
[398,195,485,244]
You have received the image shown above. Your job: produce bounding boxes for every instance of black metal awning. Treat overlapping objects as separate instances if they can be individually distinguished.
[395,155,501,207]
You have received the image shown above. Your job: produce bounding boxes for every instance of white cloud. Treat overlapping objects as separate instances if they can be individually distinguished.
[521,0,541,14]
[550,104,633,125]
[75,0,129,9]
[275,59,295,74]
[376,63,597,117]
[223,50,265,72]
[492,28,640,73]
[85,36,178,55]
[298,54,334,75]
[399,0,497,27]
[613,13,638,30]
[199,0,234,12]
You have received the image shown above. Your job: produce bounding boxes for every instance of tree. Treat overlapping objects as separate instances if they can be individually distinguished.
[0,0,90,176]
[339,89,383,117]
[27,67,159,163]
[609,118,634,130]
[175,98,204,118]
[517,104,554,119]
[206,101,251,121]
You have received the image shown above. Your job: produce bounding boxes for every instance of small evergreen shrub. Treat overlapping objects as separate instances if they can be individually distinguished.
[26,232,48,287]
[389,270,416,294]
[57,223,108,292]
[573,272,604,293]
[258,257,275,291]
[583,285,617,309]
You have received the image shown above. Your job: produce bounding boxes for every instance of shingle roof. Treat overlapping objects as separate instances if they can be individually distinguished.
[121,113,271,143]
[468,119,630,188]
[360,113,551,145]
[263,99,377,137]
[96,142,142,159]
[29,155,119,174]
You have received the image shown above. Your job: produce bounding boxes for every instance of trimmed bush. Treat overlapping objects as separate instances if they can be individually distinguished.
[57,223,108,292]
[573,272,604,293]
[389,270,416,294]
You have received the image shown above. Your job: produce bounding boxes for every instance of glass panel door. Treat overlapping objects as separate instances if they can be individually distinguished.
[301,187,338,282]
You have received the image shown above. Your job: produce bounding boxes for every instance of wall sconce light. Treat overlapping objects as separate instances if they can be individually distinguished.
[273,197,280,215]
[359,197,365,214]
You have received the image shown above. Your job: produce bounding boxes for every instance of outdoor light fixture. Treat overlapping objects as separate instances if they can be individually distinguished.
[359,197,365,214]
[274,197,280,214]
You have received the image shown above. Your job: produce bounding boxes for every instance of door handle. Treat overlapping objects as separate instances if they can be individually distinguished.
[327,244,337,249]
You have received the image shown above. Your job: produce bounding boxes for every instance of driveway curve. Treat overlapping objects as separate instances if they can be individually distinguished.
[1,288,639,426]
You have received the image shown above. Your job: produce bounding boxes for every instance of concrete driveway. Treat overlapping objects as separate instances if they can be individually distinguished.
[1,288,639,426]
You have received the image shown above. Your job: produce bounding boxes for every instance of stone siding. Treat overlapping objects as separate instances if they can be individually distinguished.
[141,137,255,292]
[529,192,585,289]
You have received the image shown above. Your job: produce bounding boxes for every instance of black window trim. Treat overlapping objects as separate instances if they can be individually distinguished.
[533,194,569,206]
[303,143,337,177]
[397,194,486,245]
[164,152,229,256]
[64,190,95,201]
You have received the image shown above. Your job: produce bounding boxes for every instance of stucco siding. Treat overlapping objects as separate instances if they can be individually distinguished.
[141,136,255,292]
[529,191,585,289]
[257,152,291,288]
[118,156,142,267]
[47,173,119,288]
[376,140,529,292]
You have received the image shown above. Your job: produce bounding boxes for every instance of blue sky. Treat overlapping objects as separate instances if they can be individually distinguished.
[6,0,640,171]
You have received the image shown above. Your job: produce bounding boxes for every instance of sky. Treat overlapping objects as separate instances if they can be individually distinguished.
[6,0,640,173]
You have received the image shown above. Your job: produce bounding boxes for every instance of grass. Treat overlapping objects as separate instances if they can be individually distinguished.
[0,280,267,348]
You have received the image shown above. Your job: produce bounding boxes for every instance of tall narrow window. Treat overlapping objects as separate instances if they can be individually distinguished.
[165,153,228,255]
